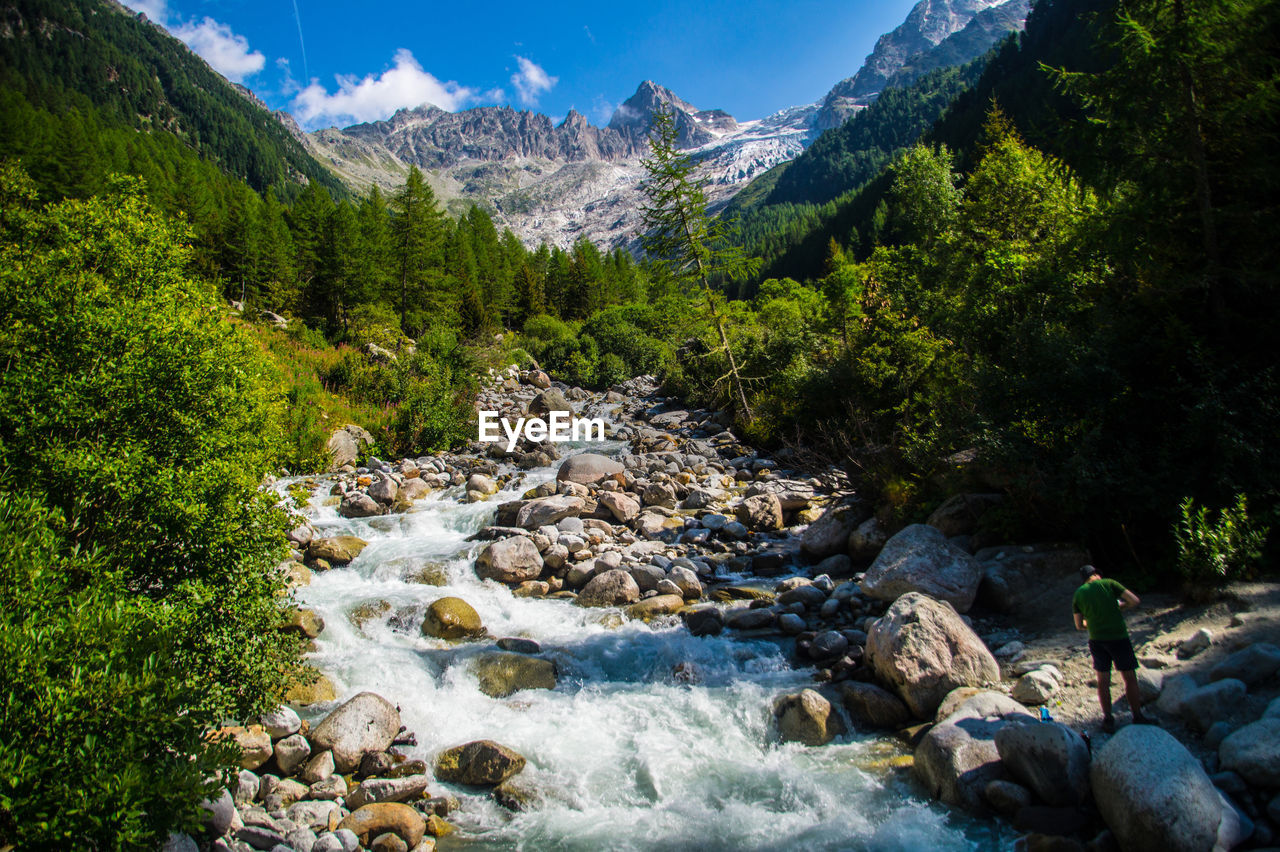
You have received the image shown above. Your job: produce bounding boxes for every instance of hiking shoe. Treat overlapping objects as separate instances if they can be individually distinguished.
[1101,715,1116,733]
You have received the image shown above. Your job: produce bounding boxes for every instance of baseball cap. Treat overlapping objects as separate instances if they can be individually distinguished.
[1079,564,1100,580]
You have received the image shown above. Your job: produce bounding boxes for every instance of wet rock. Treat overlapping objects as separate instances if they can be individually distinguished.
[286,671,337,705]
[308,692,401,773]
[339,491,382,518]
[284,607,325,639]
[777,613,806,634]
[575,569,641,607]
[926,493,1003,537]
[840,682,911,729]
[1091,725,1228,852]
[470,652,557,698]
[337,803,426,849]
[345,774,432,810]
[735,493,784,531]
[307,536,368,565]
[668,565,702,599]
[864,592,1000,718]
[777,585,826,608]
[369,477,400,505]
[914,692,1034,812]
[466,473,498,498]
[862,525,983,612]
[497,637,541,654]
[627,594,686,619]
[727,608,775,630]
[421,597,485,641]
[775,688,846,746]
[475,536,544,584]
[435,740,526,786]
[810,630,849,660]
[1218,718,1280,786]
[684,606,725,636]
[995,721,1091,806]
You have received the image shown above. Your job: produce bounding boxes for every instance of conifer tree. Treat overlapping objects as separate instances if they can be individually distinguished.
[391,166,446,332]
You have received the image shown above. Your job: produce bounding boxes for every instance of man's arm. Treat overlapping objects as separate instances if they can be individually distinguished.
[1119,589,1140,609]
[1074,612,1086,631]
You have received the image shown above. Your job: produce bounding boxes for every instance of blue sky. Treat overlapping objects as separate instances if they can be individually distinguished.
[121,0,920,130]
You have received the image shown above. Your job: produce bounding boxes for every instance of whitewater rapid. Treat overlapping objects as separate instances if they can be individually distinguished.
[289,441,1009,851]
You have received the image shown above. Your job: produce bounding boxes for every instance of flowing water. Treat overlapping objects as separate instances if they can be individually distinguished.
[288,439,1009,852]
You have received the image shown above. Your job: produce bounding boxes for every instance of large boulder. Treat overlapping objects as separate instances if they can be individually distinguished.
[914,692,1034,811]
[528,389,572,417]
[327,424,374,470]
[926,493,1003,537]
[307,536,368,566]
[339,491,382,519]
[864,592,1000,718]
[1091,725,1233,852]
[1209,643,1280,687]
[515,495,585,529]
[337,803,426,848]
[800,504,864,559]
[435,740,526,786]
[1218,718,1280,787]
[840,682,911,729]
[862,525,983,612]
[475,536,543,584]
[994,721,1091,807]
[735,493,784,532]
[308,692,402,773]
[774,689,846,746]
[975,543,1093,621]
[421,597,484,641]
[575,569,641,607]
[470,652,557,698]
[557,453,624,486]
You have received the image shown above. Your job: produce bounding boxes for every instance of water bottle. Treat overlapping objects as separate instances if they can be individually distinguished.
[1039,706,1053,722]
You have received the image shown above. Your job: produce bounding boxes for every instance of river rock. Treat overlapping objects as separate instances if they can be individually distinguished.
[975,543,1093,620]
[801,504,863,558]
[774,688,846,746]
[575,569,640,607]
[529,388,572,416]
[284,607,325,639]
[368,477,399,505]
[1209,642,1280,686]
[422,597,485,640]
[475,536,543,584]
[735,493,784,531]
[516,495,585,529]
[338,803,425,848]
[345,774,433,810]
[914,692,1034,812]
[840,682,911,729]
[926,493,1003,537]
[598,491,641,522]
[558,453,624,486]
[287,800,340,831]
[435,740,526,786]
[200,787,235,836]
[471,652,557,697]
[1011,669,1059,705]
[273,733,312,776]
[466,473,498,497]
[257,705,302,740]
[1179,678,1248,733]
[862,525,983,612]
[1178,628,1213,659]
[668,565,702,599]
[399,478,432,502]
[684,606,724,636]
[307,536,368,565]
[220,725,273,771]
[627,594,686,619]
[299,749,336,785]
[1218,718,1280,786]
[286,672,337,705]
[865,592,1000,718]
[339,491,382,519]
[526,369,551,389]
[1091,725,1229,852]
[308,692,401,773]
[994,721,1090,806]
[848,517,888,562]
[327,424,374,470]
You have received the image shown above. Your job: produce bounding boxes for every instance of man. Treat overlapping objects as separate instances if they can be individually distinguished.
[1072,564,1153,732]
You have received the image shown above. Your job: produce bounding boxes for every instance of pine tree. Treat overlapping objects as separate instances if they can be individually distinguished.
[639,109,756,420]
[391,167,446,332]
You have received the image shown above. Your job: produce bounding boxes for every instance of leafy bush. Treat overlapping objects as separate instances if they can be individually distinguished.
[1174,494,1269,589]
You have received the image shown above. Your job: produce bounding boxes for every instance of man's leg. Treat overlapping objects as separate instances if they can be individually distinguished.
[1096,669,1113,718]
[1119,668,1144,719]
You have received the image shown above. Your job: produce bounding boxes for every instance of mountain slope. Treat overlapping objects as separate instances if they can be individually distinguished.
[0,0,345,198]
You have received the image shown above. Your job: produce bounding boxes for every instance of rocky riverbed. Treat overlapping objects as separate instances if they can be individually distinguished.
[174,366,1280,852]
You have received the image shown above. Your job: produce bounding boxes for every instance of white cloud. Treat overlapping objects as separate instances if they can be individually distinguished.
[291,49,476,129]
[173,17,265,83]
[510,56,557,106]
[119,0,263,84]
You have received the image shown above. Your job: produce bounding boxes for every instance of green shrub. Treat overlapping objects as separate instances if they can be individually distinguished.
[1174,494,1269,589]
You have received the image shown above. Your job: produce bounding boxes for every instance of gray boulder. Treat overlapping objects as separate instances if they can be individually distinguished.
[558,453,624,486]
[273,733,312,776]
[308,692,401,773]
[994,721,1091,806]
[575,569,641,607]
[598,491,640,523]
[1179,678,1248,733]
[840,681,911,729]
[435,740,526,786]
[865,592,1000,718]
[339,491,382,519]
[1209,643,1280,687]
[345,774,433,811]
[1011,669,1059,705]
[257,705,302,740]
[327,424,374,470]
[475,536,543,584]
[774,688,846,746]
[529,389,572,416]
[307,536,367,565]
[848,516,888,562]
[914,692,1034,811]
[862,524,983,612]
[1218,718,1280,787]
[975,543,1092,620]
[1091,725,1233,852]
[800,504,863,558]
[515,495,585,529]
[735,493,784,531]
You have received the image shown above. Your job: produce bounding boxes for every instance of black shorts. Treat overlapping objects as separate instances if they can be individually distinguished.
[1089,637,1138,672]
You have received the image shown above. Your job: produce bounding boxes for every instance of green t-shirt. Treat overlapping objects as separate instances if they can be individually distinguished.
[1072,578,1130,641]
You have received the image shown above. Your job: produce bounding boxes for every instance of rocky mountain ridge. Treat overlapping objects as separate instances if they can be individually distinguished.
[297,0,1030,249]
